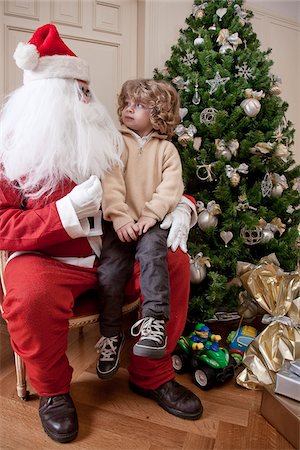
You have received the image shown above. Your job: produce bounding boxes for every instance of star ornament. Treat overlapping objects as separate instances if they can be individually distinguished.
[206,71,230,94]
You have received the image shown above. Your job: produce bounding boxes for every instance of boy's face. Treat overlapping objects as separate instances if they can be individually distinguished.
[121,98,153,137]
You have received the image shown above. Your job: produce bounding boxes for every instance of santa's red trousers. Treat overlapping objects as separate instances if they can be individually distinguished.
[2,249,189,396]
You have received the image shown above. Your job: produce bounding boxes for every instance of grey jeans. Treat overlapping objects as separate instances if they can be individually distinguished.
[97,221,170,337]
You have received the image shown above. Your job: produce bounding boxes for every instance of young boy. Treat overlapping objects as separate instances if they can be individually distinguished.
[95,79,184,379]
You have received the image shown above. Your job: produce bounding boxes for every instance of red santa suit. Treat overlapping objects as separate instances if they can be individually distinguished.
[0,177,196,395]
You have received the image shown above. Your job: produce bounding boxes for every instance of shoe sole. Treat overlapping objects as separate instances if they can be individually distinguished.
[96,332,125,379]
[40,421,78,443]
[133,344,166,359]
[133,337,167,359]
[129,381,203,420]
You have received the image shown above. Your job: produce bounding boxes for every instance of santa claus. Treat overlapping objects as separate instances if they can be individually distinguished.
[0,24,202,444]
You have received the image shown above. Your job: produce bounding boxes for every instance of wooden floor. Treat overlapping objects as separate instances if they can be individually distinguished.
[0,313,294,450]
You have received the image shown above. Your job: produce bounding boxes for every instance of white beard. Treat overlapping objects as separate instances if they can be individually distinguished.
[0,78,123,198]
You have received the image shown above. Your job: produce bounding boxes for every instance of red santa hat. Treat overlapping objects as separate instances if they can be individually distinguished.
[13,23,90,84]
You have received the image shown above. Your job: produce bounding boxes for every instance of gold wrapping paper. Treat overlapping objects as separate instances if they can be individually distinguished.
[236,254,300,389]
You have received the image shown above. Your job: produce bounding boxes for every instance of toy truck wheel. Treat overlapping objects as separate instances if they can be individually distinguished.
[193,366,216,391]
[171,352,188,374]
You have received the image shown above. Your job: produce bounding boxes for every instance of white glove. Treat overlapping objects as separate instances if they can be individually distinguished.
[67,175,102,220]
[160,202,191,252]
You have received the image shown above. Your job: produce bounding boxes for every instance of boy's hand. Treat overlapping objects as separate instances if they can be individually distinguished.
[136,216,157,235]
[117,221,139,242]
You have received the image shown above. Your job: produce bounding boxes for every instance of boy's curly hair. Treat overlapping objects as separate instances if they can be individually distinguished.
[117,79,180,139]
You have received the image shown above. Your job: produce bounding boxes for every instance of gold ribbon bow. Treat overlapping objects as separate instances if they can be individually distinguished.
[236,254,300,389]
[217,29,242,53]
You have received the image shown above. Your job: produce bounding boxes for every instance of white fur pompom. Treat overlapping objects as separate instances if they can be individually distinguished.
[13,42,39,70]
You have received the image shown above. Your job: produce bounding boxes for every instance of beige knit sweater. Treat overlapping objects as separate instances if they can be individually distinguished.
[101,126,184,231]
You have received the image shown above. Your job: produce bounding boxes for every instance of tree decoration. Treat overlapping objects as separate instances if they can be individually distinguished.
[215,138,239,160]
[175,124,197,147]
[196,163,215,181]
[197,200,221,231]
[240,88,265,117]
[182,51,197,66]
[199,107,218,125]
[190,252,211,283]
[271,173,288,198]
[179,107,188,121]
[194,36,204,46]
[172,76,189,90]
[220,230,233,247]
[236,194,257,212]
[217,29,242,53]
[261,172,273,197]
[216,7,227,20]
[225,163,249,187]
[192,83,201,105]
[193,136,202,151]
[240,227,262,246]
[258,218,286,243]
[206,71,230,94]
[154,0,300,321]
[292,177,300,193]
[250,142,273,156]
[274,143,289,162]
[192,2,208,19]
[235,62,253,80]
[234,4,249,25]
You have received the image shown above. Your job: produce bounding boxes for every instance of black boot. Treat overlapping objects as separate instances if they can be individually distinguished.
[39,393,78,443]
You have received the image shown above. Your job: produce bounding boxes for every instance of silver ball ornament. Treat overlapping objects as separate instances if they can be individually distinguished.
[240,98,261,117]
[194,36,204,46]
[261,229,274,243]
[198,211,218,230]
[190,261,206,283]
[271,184,283,197]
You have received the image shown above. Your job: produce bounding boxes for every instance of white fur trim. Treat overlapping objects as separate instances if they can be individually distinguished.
[180,196,198,228]
[13,42,39,70]
[22,55,90,84]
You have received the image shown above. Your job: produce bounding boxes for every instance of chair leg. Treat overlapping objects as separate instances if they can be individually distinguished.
[14,352,28,400]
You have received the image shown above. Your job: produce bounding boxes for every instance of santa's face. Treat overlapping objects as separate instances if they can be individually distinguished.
[77,80,92,104]
[0,78,123,199]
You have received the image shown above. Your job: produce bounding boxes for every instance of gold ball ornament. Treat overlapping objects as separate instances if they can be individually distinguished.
[240,98,261,117]
[178,133,192,147]
[190,260,207,283]
[230,172,240,187]
[195,9,204,19]
[270,86,281,96]
[198,211,218,231]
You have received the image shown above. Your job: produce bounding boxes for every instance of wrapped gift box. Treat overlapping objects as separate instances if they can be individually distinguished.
[291,359,300,377]
[261,387,300,449]
[275,364,300,402]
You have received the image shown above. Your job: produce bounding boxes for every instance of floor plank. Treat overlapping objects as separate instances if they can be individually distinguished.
[0,317,296,449]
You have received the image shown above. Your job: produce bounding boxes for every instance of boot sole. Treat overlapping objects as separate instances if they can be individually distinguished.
[129,381,203,420]
[40,421,78,443]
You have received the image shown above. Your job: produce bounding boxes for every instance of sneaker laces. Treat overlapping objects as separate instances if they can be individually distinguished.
[131,317,165,344]
[95,335,119,361]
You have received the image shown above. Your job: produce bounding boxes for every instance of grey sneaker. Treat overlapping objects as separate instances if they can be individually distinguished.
[95,332,125,379]
[131,317,167,358]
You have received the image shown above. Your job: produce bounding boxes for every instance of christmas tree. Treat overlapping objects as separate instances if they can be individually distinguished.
[154,0,300,321]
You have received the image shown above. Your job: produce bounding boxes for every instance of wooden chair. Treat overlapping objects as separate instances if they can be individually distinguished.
[0,250,139,400]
